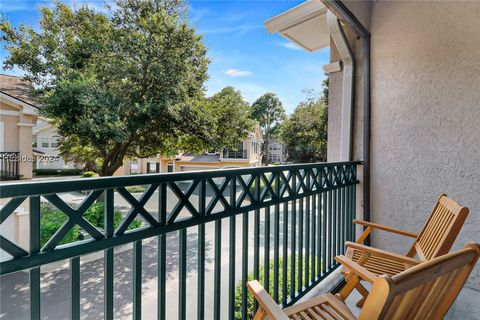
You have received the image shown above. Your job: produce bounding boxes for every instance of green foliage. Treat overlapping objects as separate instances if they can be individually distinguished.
[204,87,254,150]
[249,174,276,195]
[251,93,286,164]
[125,185,148,193]
[251,93,286,134]
[280,83,329,163]
[234,257,309,319]
[83,202,142,230]
[82,171,97,177]
[33,168,82,176]
[40,202,141,247]
[40,204,79,247]
[58,136,101,172]
[1,0,211,176]
[320,78,329,105]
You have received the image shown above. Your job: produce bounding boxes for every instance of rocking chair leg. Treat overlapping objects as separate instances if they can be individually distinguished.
[356,298,366,308]
[338,273,360,301]
[354,282,369,308]
[338,251,371,301]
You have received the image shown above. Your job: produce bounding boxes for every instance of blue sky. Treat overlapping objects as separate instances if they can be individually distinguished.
[1,0,329,113]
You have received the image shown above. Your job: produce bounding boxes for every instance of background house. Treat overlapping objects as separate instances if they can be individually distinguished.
[115,124,264,175]
[266,138,285,164]
[176,126,263,171]
[32,118,77,170]
[0,74,38,180]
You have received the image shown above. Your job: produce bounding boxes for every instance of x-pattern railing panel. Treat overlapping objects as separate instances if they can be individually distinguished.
[42,191,105,250]
[206,177,231,215]
[279,171,293,198]
[116,184,159,234]
[259,173,276,202]
[236,175,256,207]
[0,161,359,275]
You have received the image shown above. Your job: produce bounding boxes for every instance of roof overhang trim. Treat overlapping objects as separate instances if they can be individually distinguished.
[264,0,330,52]
[0,92,39,116]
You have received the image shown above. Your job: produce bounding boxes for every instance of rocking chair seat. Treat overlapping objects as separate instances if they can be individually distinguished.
[340,242,420,278]
[347,249,406,277]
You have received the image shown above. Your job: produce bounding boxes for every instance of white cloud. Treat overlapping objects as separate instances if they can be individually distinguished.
[279,41,304,51]
[224,69,252,77]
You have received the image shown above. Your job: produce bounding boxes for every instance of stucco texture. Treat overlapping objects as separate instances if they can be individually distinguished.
[368,1,480,289]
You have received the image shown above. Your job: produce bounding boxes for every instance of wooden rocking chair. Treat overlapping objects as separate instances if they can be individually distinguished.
[247,243,480,320]
[338,193,469,305]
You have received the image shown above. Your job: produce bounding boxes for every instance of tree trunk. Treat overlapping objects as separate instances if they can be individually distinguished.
[264,130,269,166]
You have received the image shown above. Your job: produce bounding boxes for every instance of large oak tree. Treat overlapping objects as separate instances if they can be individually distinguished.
[2,0,250,176]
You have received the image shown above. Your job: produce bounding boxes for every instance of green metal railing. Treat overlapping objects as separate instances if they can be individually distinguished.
[0,161,359,319]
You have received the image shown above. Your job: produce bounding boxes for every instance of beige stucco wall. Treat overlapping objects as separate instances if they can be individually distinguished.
[0,99,35,179]
[369,1,480,290]
[1,113,20,151]
[333,0,480,289]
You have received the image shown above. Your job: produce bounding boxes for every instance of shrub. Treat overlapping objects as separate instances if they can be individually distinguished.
[82,171,97,177]
[234,257,310,319]
[40,202,142,247]
[34,168,83,176]
[83,202,142,230]
[125,185,148,193]
[40,203,80,247]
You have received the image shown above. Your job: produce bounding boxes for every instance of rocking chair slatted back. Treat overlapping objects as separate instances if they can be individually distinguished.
[407,193,469,260]
[359,243,479,320]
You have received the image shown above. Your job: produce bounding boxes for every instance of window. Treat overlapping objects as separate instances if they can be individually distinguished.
[147,162,153,173]
[40,137,59,149]
[251,141,258,154]
[41,138,50,148]
[167,162,174,172]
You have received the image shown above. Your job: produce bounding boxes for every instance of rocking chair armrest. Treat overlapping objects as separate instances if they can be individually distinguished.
[353,219,418,238]
[335,255,377,283]
[246,280,290,320]
[345,242,421,266]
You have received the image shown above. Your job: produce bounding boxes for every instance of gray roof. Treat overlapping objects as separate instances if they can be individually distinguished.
[179,153,220,162]
[0,74,40,108]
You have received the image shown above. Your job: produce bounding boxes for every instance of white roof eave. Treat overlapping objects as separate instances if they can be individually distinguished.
[264,0,330,52]
[0,92,39,116]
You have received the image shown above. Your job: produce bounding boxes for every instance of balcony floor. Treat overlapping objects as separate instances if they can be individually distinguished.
[301,269,480,320]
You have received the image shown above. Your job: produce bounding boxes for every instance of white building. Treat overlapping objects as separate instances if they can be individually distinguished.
[266,138,285,163]
[33,118,76,169]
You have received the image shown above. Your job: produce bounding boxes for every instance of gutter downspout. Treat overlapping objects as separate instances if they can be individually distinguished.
[322,0,371,247]
[327,11,354,161]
